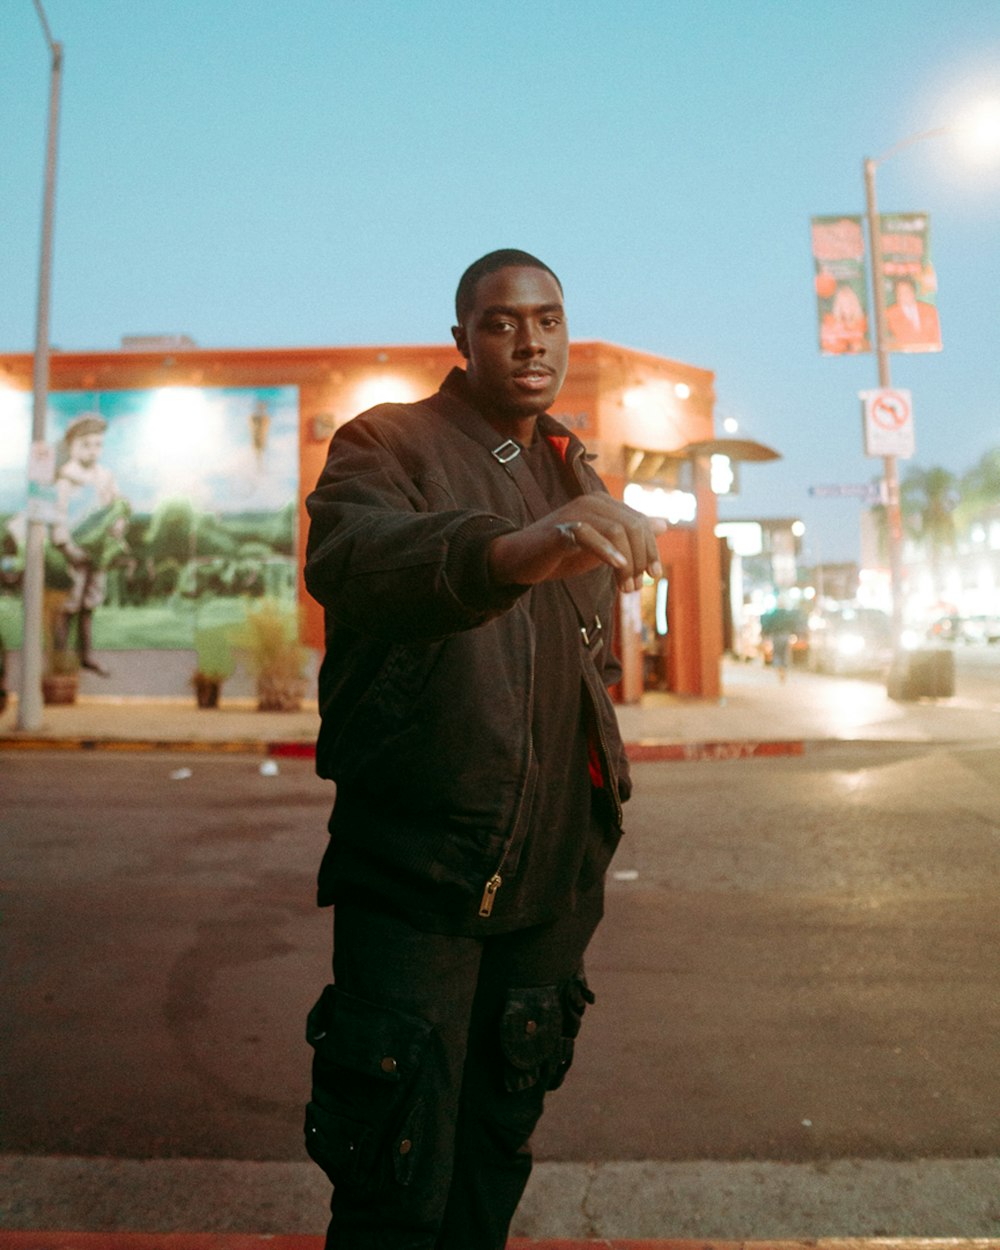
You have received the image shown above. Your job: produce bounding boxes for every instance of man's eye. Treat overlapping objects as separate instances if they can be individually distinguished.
[542,317,562,329]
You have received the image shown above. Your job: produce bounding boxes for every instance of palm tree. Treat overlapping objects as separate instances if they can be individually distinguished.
[901,465,957,601]
[956,449,1000,531]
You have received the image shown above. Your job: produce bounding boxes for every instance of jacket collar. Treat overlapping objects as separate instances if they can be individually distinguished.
[435,366,586,460]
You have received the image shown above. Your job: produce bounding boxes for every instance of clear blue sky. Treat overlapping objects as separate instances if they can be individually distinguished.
[4,0,999,563]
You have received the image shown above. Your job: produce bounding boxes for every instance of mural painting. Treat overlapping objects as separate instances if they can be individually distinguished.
[0,385,300,672]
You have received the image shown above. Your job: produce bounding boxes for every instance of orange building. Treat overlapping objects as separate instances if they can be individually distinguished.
[1,339,722,699]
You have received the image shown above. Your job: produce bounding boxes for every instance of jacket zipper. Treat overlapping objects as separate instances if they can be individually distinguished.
[479,873,503,917]
[479,616,536,918]
[480,442,619,917]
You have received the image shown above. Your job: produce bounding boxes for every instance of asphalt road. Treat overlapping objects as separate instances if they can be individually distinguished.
[3,739,1000,1168]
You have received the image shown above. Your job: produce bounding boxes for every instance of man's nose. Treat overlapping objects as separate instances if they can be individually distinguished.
[513,322,544,355]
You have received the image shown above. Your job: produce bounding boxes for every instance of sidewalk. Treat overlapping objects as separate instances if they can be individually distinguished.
[3,656,1000,754]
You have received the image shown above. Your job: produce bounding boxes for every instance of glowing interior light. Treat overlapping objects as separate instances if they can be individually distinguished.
[0,386,31,470]
[624,482,697,523]
[352,375,420,412]
[710,454,735,495]
[144,388,226,468]
[674,382,691,400]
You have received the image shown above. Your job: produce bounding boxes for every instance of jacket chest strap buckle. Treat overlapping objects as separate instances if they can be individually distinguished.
[491,439,522,464]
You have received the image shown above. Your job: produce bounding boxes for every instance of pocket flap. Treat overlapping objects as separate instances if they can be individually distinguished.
[500,984,563,1072]
[306,984,432,1082]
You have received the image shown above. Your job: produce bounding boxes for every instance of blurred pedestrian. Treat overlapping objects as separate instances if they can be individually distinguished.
[761,605,798,683]
[303,248,665,1249]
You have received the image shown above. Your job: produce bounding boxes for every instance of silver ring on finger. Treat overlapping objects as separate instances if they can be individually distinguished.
[555,521,582,547]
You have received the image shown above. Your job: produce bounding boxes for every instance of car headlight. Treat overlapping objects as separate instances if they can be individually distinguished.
[836,632,866,656]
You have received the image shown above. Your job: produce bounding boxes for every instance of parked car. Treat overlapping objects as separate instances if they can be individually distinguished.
[808,606,893,675]
[928,614,1000,645]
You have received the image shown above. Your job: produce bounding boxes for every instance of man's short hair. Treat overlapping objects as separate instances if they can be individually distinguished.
[455,249,562,324]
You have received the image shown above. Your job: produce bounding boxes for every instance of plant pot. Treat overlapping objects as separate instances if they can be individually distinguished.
[257,676,305,712]
[42,673,79,705]
[193,675,222,709]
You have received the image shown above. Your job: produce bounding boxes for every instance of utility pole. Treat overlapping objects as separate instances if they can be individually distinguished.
[18,0,63,730]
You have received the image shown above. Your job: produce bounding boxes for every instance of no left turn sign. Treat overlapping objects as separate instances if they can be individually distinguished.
[860,387,915,459]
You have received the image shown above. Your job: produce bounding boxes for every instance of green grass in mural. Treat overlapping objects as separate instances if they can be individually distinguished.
[91,597,255,650]
[0,592,295,652]
[0,598,22,648]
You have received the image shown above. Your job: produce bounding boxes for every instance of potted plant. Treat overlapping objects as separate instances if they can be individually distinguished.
[43,646,81,706]
[41,590,80,706]
[0,632,8,715]
[191,625,236,709]
[235,597,308,712]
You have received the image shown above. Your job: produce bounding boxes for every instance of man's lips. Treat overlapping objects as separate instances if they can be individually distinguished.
[512,366,555,390]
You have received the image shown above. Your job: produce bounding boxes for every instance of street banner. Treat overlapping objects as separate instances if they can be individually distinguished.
[811,215,871,356]
[879,212,941,353]
[861,387,915,458]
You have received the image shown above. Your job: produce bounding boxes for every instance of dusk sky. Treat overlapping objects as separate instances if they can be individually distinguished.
[4,0,999,564]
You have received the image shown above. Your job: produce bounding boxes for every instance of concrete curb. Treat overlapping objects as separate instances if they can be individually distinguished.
[0,737,808,760]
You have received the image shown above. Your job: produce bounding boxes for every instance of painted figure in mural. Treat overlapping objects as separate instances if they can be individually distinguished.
[49,413,129,676]
[302,249,666,1249]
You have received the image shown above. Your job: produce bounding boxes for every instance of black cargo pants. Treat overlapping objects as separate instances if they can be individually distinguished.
[304,888,603,1249]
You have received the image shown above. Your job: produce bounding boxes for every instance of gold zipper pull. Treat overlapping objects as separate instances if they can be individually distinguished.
[479,873,502,917]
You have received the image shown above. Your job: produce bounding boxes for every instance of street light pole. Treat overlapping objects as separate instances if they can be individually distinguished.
[862,155,905,651]
[17,0,63,730]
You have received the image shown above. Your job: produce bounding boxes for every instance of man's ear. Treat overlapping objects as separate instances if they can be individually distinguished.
[451,324,470,359]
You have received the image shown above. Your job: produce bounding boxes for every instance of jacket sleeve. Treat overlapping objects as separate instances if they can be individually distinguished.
[304,412,527,642]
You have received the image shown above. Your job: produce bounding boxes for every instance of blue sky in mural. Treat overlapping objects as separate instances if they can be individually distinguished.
[0,387,299,518]
[3,0,1000,562]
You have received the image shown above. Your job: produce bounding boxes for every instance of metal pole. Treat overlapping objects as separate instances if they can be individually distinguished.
[17,18,63,730]
[863,156,905,653]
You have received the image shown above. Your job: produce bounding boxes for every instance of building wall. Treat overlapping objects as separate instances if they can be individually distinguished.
[1,339,721,698]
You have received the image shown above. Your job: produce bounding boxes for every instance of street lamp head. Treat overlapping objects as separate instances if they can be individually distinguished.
[960,100,1000,161]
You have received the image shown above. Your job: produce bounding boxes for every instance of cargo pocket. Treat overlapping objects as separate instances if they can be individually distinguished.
[304,984,432,1195]
[499,984,565,1094]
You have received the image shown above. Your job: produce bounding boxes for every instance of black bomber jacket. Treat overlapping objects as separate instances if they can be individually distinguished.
[303,369,631,926]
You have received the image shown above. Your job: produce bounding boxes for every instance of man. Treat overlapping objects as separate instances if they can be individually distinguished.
[303,249,665,1249]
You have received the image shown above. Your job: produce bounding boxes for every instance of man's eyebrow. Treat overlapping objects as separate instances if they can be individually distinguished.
[478,302,564,317]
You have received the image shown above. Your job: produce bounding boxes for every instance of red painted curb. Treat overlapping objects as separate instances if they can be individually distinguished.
[625,739,805,761]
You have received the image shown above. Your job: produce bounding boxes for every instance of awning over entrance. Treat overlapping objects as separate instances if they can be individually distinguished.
[679,437,781,462]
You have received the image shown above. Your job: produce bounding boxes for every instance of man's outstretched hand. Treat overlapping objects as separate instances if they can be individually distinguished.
[488,495,666,593]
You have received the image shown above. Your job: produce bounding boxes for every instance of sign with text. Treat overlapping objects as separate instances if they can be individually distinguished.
[861,387,915,458]
[809,483,881,503]
[879,212,941,354]
[811,215,871,356]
